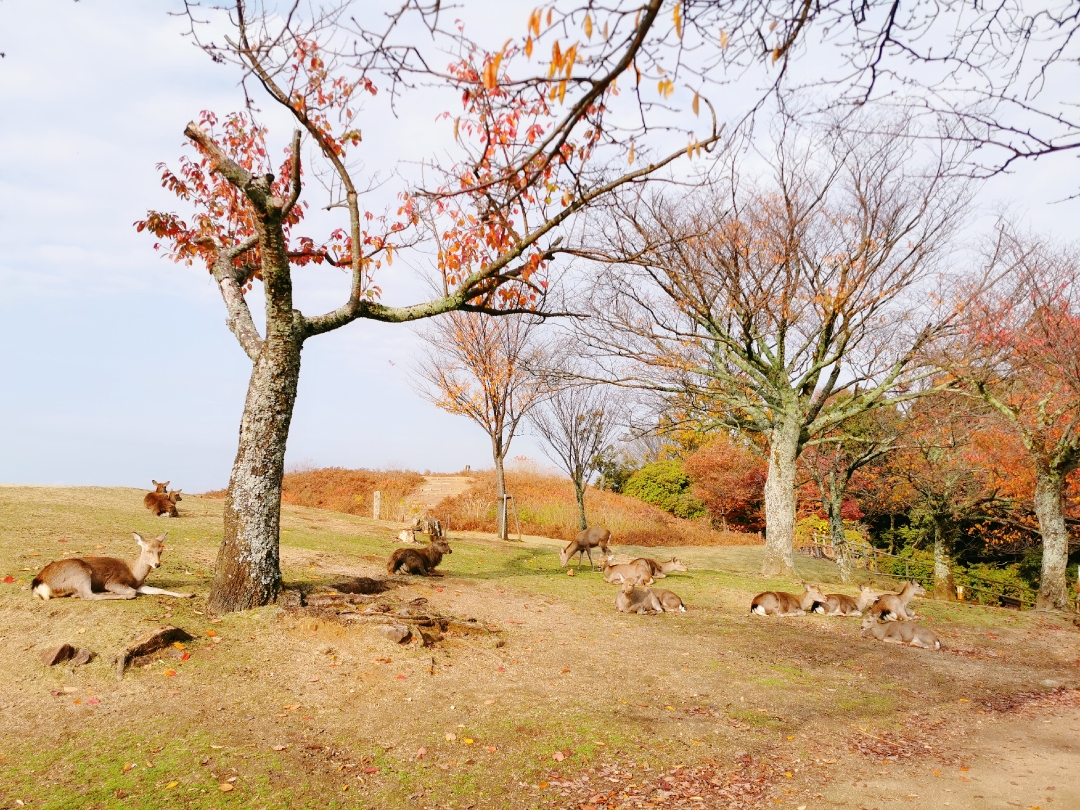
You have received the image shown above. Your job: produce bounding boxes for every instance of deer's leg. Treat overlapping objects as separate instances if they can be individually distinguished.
[76,581,134,600]
[586,548,595,570]
[136,586,195,598]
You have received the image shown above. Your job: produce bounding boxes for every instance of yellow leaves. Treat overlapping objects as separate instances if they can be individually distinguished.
[583,13,593,40]
[673,3,683,40]
[720,30,729,50]
[692,92,700,116]
[657,78,675,98]
[528,8,541,37]
[686,138,703,159]
[525,36,534,58]
[548,40,562,78]
[628,142,635,164]
[483,60,498,89]
[772,48,781,63]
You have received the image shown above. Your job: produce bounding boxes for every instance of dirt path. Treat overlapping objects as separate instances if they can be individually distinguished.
[817,701,1080,809]
[409,475,474,515]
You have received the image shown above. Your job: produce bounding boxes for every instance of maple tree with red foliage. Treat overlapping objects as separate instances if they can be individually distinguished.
[684,433,766,533]
[135,0,726,611]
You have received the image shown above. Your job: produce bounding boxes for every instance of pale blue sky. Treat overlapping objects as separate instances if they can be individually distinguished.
[1,1,1077,492]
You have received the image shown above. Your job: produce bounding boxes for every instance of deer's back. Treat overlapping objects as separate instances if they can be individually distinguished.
[576,527,611,548]
[36,556,138,594]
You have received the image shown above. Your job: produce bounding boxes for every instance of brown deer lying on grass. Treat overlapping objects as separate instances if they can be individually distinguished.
[31,532,194,600]
[750,583,828,617]
[651,588,687,612]
[602,559,654,586]
[615,582,664,614]
[387,538,452,576]
[870,581,926,621]
[813,584,879,616]
[630,557,688,579]
[143,481,182,517]
[861,614,941,649]
[559,527,612,570]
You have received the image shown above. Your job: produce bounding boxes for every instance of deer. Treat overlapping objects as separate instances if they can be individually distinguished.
[651,588,687,612]
[629,557,688,580]
[602,559,654,586]
[387,538,452,576]
[860,614,941,649]
[870,581,926,621]
[142,480,169,513]
[813,584,879,617]
[31,532,194,601]
[559,526,612,570]
[750,583,828,617]
[615,581,664,614]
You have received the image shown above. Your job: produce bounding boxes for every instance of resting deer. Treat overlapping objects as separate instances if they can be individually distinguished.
[814,584,879,617]
[142,480,168,512]
[559,527,612,570]
[651,587,687,612]
[870,581,926,621]
[750,583,828,617]
[31,532,194,600]
[861,614,941,649]
[615,582,664,614]
[387,538,452,576]
[630,557,688,580]
[602,559,654,586]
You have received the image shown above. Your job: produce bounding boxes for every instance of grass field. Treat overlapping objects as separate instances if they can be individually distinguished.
[1,486,1078,809]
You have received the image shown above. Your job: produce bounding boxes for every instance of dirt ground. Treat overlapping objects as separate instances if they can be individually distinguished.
[0,485,1078,810]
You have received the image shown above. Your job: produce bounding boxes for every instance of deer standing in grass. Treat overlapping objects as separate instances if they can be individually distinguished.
[870,581,926,621]
[559,527,612,570]
[813,584,879,616]
[861,614,941,649]
[31,533,194,600]
[750,583,828,617]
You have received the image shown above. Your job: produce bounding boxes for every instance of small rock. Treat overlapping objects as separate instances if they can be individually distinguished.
[1040,679,1062,689]
[70,648,93,667]
[41,644,76,666]
[378,624,411,644]
[395,608,412,617]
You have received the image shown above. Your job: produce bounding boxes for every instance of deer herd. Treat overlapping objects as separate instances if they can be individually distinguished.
[31,488,941,652]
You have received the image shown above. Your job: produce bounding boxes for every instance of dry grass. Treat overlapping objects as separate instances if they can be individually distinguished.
[433,469,760,546]
[203,468,425,521]
[1,485,1078,810]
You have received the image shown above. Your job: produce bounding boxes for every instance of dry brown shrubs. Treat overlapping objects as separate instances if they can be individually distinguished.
[433,470,760,546]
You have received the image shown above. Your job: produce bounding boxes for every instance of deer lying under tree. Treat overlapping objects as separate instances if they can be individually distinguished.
[870,581,926,621]
[31,532,194,601]
[750,583,828,617]
[559,527,612,570]
[813,584,879,617]
[860,614,941,649]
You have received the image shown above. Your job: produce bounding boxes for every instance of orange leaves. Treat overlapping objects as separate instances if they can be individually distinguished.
[673,3,683,40]
[657,78,675,98]
[692,92,700,116]
[583,13,593,40]
[528,8,542,37]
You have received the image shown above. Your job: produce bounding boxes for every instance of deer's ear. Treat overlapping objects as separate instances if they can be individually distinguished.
[156,533,168,543]
[134,532,145,547]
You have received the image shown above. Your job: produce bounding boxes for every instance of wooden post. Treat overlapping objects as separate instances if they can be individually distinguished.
[373,490,381,521]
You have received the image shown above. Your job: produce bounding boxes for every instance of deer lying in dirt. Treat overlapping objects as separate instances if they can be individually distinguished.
[559,527,612,570]
[860,614,941,649]
[31,532,194,600]
[615,582,664,614]
[813,584,879,616]
[870,581,926,621]
[651,588,687,612]
[750,583,828,617]
[630,557,688,579]
[387,538,452,576]
[602,559,654,586]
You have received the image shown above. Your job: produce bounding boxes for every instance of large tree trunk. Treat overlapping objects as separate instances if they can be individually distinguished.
[493,445,508,541]
[761,420,801,577]
[1033,469,1071,611]
[932,514,956,601]
[208,330,302,613]
[573,476,588,531]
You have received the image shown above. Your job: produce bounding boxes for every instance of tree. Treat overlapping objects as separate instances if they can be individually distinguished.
[879,393,999,599]
[683,433,766,532]
[138,0,725,610]
[530,383,622,530]
[799,405,900,580]
[415,313,546,540]
[582,120,967,577]
[947,228,1080,610]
